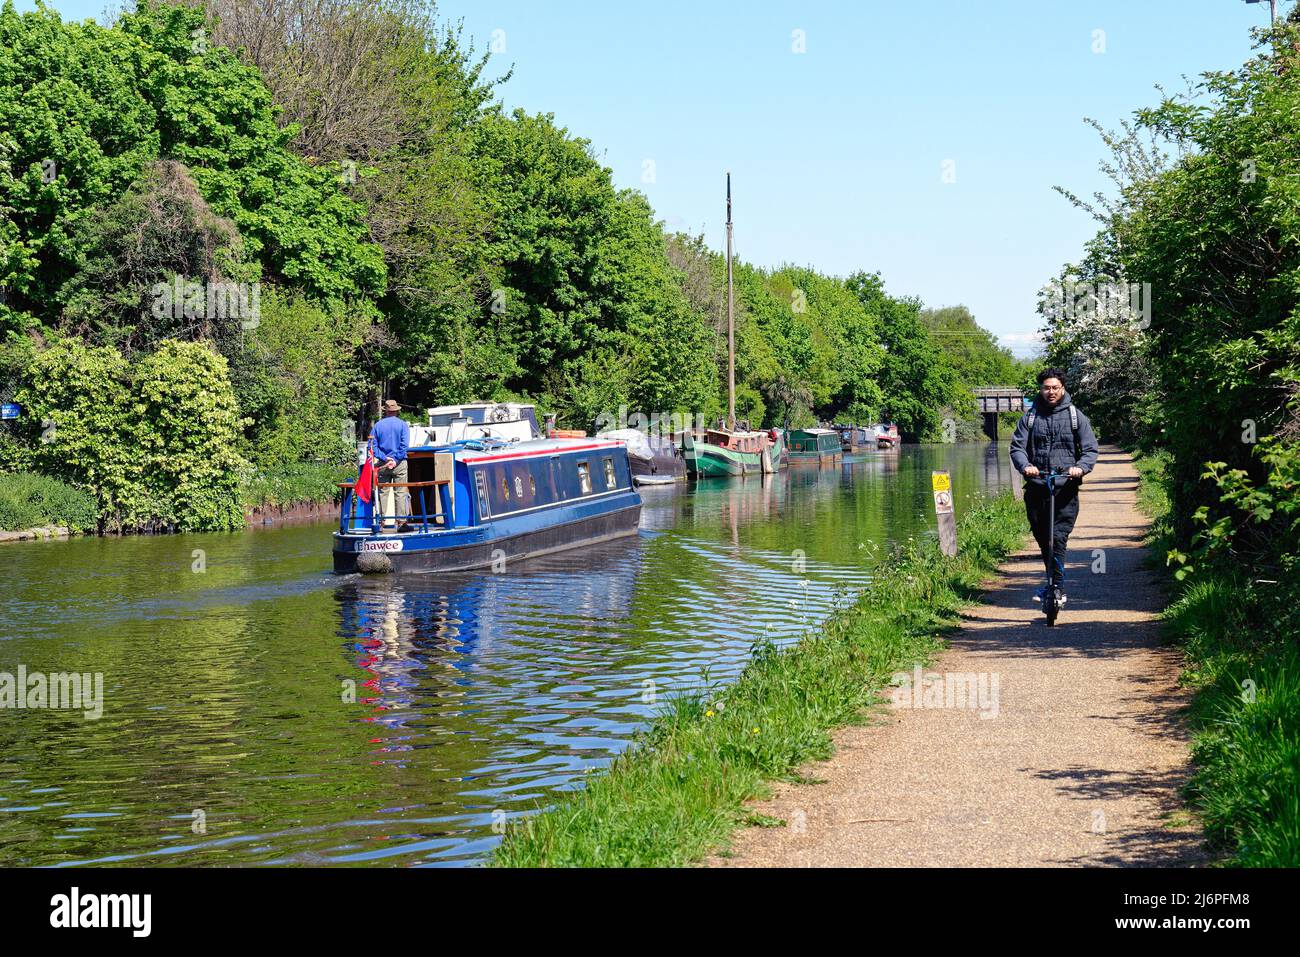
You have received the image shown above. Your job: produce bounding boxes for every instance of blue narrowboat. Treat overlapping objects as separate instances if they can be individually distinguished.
[333,436,642,574]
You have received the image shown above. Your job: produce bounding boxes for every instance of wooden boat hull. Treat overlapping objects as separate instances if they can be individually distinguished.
[685,442,762,477]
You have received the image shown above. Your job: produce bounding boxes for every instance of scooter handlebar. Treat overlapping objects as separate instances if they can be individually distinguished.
[1023,468,1075,488]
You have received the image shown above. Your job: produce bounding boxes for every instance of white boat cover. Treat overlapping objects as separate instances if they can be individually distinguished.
[597,428,671,462]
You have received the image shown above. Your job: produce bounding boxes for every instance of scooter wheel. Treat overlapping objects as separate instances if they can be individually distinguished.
[1044,592,1058,626]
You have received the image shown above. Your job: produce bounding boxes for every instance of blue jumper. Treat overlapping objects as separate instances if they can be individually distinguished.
[371,416,410,464]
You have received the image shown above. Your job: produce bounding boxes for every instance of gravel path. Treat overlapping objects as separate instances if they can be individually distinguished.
[711,448,1207,867]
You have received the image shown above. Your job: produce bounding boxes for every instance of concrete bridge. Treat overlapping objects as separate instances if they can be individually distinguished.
[973,387,1029,440]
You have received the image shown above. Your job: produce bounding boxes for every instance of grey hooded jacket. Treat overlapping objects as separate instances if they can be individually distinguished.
[1009,390,1099,476]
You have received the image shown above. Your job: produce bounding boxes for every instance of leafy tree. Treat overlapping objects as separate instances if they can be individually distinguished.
[60,159,252,355]
[923,304,1025,440]
[132,339,248,530]
[0,1,385,326]
[849,271,954,439]
[14,337,135,527]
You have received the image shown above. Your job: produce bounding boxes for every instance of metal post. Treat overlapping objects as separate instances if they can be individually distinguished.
[726,172,735,433]
[933,470,956,557]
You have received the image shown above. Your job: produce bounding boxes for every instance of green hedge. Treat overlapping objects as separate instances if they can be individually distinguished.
[0,472,98,532]
[1134,449,1300,866]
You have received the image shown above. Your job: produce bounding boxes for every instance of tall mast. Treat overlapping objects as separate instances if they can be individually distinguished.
[726,172,735,431]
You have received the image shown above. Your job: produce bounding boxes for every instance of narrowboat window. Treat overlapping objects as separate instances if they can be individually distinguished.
[603,456,616,489]
[529,473,537,497]
[577,460,592,494]
[486,463,518,514]
[474,470,491,519]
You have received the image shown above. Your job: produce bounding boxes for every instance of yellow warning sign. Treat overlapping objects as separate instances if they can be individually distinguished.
[931,471,951,493]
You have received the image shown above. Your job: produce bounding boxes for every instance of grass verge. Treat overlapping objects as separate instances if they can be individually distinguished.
[1132,448,1299,866]
[0,472,98,532]
[491,491,1028,867]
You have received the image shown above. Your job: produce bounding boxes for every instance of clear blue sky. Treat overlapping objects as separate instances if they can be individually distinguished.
[24,0,1275,355]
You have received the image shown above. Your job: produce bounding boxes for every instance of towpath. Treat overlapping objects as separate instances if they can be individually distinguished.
[711,448,1206,867]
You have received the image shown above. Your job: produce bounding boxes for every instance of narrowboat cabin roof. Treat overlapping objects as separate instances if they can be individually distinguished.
[439,436,623,460]
[409,402,540,448]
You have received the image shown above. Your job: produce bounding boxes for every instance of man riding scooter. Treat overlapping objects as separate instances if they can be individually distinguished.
[1009,368,1100,607]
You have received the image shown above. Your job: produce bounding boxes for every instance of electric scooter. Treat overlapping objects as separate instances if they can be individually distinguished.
[1026,468,1070,626]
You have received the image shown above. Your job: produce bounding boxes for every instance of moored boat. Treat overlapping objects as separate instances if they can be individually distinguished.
[873,422,901,449]
[598,428,687,485]
[762,428,789,472]
[333,435,642,574]
[683,427,766,477]
[788,428,843,465]
[836,424,873,453]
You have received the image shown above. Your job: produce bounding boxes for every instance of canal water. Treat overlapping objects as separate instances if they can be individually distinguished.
[0,443,1016,866]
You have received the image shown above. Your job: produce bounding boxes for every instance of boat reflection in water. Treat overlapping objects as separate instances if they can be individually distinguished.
[335,536,644,730]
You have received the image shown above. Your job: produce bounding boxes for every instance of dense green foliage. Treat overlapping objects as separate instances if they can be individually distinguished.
[492,492,1027,867]
[1134,451,1299,866]
[1046,20,1300,865]
[14,337,248,531]
[0,0,1019,531]
[0,471,97,531]
[241,461,352,511]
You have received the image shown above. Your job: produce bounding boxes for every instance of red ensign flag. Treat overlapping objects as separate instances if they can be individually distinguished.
[356,449,376,505]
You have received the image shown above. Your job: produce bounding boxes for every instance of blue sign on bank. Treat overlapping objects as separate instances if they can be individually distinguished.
[1,403,20,420]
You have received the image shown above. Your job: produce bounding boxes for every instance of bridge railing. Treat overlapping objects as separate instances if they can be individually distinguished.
[973,387,1029,414]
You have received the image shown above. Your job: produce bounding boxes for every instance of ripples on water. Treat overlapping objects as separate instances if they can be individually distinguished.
[0,444,1016,866]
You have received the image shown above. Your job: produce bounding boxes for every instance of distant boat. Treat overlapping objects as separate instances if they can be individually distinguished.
[598,428,687,485]
[835,424,872,453]
[683,425,766,477]
[685,173,784,480]
[788,428,843,465]
[873,423,901,450]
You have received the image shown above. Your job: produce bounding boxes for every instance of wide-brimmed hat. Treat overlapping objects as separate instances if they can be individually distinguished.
[382,399,400,413]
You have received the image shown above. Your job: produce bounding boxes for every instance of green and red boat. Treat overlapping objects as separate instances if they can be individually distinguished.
[684,427,761,477]
[682,426,787,478]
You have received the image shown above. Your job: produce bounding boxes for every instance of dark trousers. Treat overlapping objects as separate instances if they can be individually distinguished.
[1024,480,1079,586]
